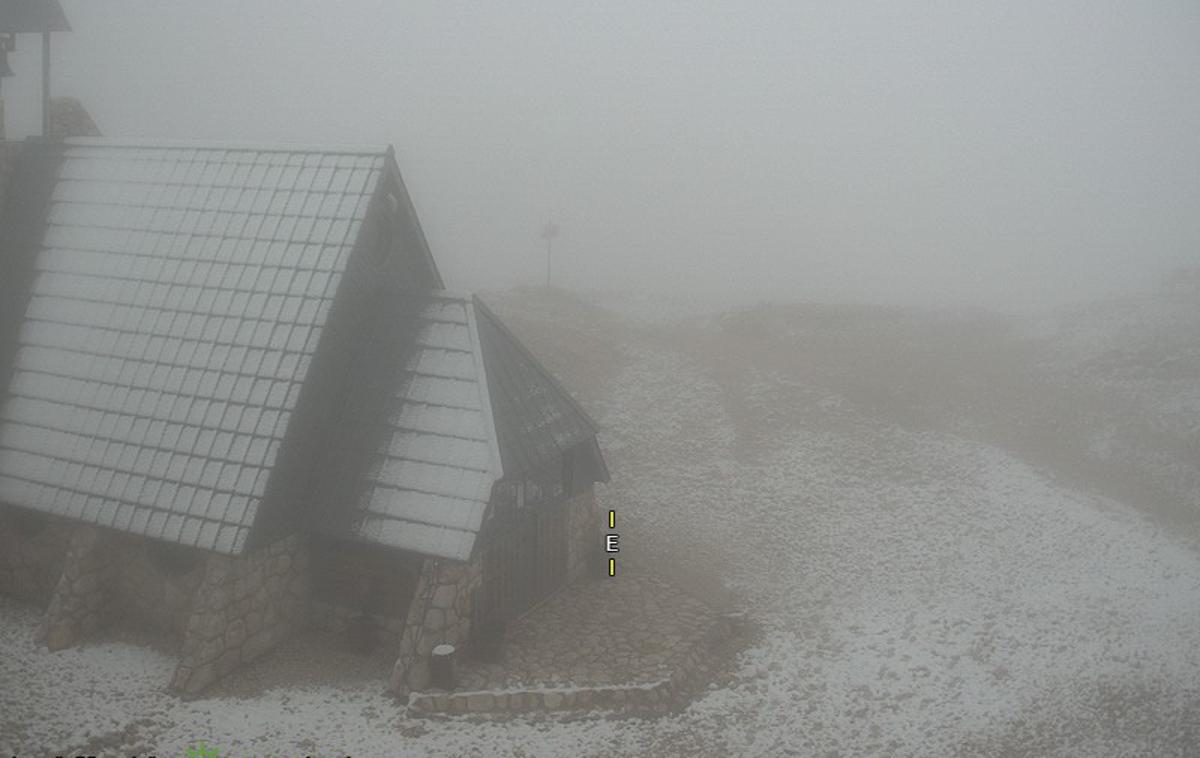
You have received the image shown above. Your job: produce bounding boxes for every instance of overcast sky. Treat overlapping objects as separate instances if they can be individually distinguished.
[4,1,1198,308]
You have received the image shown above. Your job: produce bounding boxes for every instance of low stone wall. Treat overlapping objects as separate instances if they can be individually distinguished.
[170,533,309,694]
[43,526,118,650]
[408,612,742,716]
[564,487,600,583]
[410,681,670,716]
[391,556,483,694]
[0,505,71,606]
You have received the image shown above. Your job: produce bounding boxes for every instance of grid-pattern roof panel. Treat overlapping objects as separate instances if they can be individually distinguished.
[0,141,386,554]
[331,292,601,561]
[474,299,599,478]
[343,293,499,560]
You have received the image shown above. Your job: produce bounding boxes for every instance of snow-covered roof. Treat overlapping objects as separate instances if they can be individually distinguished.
[0,139,604,561]
[0,140,389,553]
[308,292,604,561]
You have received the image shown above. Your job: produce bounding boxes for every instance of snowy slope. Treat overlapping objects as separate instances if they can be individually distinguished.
[3,291,1198,757]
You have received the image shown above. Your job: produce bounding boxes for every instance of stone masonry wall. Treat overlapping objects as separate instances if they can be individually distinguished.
[0,506,71,606]
[170,533,309,694]
[390,556,483,694]
[565,486,601,584]
[409,611,744,716]
[42,526,118,650]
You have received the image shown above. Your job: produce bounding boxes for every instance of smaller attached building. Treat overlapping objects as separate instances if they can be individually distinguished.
[305,289,609,693]
[0,138,607,693]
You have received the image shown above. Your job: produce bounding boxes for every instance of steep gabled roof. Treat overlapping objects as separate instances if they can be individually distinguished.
[0,140,391,553]
[309,292,605,561]
[0,139,604,561]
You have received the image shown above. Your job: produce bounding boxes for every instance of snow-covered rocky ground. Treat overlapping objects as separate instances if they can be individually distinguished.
[3,291,1198,756]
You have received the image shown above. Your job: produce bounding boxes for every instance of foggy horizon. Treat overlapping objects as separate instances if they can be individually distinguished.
[3,2,1200,754]
[3,0,1198,309]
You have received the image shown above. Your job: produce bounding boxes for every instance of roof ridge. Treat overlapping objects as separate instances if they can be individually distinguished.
[64,137,391,156]
[465,297,505,481]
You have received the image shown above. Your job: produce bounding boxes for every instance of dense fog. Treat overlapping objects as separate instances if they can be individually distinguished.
[2,2,1199,756]
[4,0,1197,307]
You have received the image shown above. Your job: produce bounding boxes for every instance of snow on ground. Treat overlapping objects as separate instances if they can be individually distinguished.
[0,603,650,757]
[1029,299,1200,517]
[593,337,1200,756]
[3,295,1200,756]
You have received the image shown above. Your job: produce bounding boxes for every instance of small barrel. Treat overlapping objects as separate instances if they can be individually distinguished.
[431,644,456,690]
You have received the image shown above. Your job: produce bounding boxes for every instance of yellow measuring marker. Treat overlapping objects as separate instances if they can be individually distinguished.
[606,510,619,577]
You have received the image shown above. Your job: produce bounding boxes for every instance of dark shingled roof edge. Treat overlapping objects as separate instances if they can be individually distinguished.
[472,295,608,482]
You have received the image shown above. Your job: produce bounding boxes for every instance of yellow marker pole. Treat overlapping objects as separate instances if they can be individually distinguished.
[608,510,616,529]
[608,558,616,576]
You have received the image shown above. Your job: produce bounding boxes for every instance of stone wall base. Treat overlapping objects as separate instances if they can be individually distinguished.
[391,556,482,694]
[407,611,744,716]
[170,533,309,694]
[42,526,117,650]
[0,506,71,606]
